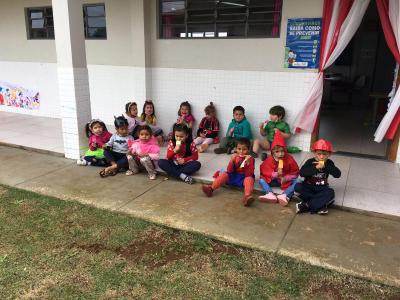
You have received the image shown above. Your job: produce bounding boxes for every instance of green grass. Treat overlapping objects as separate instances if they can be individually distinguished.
[0,185,399,299]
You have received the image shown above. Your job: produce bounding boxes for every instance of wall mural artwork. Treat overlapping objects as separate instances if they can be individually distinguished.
[0,81,40,110]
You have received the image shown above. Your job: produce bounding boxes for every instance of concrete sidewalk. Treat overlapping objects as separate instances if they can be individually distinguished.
[0,145,399,287]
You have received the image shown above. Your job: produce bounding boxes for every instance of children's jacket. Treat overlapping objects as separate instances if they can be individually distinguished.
[226,117,253,140]
[88,131,112,151]
[300,158,341,186]
[166,141,198,162]
[259,130,299,190]
[105,134,133,153]
[128,137,160,160]
[177,114,195,128]
[124,114,141,134]
[227,155,255,178]
[197,116,219,139]
[263,120,291,142]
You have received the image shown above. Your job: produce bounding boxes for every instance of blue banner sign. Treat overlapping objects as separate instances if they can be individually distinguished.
[284,18,322,69]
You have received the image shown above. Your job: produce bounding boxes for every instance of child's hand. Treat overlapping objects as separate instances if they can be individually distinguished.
[90,142,98,149]
[176,158,185,165]
[274,128,280,133]
[231,153,238,162]
[313,160,325,170]
[229,128,234,137]
[127,154,133,160]
[174,144,181,153]
[277,168,283,177]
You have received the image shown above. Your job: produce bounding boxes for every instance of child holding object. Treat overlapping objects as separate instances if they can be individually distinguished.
[202,138,255,207]
[258,130,299,206]
[126,125,160,180]
[77,119,112,166]
[295,139,341,215]
[214,105,252,154]
[158,123,201,184]
[140,99,164,145]
[252,105,291,160]
[194,102,220,153]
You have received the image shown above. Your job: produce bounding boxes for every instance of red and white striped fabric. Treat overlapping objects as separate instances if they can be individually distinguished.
[293,0,370,133]
[374,0,400,142]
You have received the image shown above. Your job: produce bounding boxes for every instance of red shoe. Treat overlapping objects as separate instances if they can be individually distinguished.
[242,195,255,207]
[202,185,213,197]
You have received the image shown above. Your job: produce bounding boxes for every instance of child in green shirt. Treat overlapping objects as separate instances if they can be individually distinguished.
[214,105,253,154]
[252,105,291,160]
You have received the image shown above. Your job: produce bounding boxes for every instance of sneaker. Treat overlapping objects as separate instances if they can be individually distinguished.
[277,194,289,207]
[291,194,303,203]
[317,208,329,215]
[149,174,157,180]
[214,147,227,154]
[226,146,233,154]
[125,170,138,176]
[296,202,309,214]
[242,195,255,207]
[76,158,88,166]
[260,152,268,161]
[202,185,213,197]
[184,176,194,184]
[258,192,278,203]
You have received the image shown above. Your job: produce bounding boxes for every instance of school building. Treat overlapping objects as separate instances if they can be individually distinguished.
[0,0,399,163]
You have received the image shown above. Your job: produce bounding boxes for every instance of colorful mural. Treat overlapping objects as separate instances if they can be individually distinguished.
[0,81,40,110]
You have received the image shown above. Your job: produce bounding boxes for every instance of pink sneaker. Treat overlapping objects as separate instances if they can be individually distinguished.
[277,194,289,206]
[258,192,278,203]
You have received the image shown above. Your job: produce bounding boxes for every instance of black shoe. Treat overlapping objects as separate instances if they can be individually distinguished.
[260,152,268,161]
[226,146,233,154]
[214,147,227,154]
[296,202,309,214]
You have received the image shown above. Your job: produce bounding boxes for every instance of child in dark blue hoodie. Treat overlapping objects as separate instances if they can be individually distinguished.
[214,105,252,154]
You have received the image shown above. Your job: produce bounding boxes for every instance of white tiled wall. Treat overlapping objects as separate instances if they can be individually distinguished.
[57,67,91,159]
[150,68,315,151]
[1,61,316,151]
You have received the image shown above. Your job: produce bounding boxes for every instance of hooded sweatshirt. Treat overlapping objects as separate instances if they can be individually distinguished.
[88,130,112,151]
[226,117,253,140]
[127,136,160,160]
[259,130,299,190]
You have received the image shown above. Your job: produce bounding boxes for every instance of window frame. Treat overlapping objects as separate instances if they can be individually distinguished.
[25,6,55,40]
[83,3,107,40]
[158,0,282,40]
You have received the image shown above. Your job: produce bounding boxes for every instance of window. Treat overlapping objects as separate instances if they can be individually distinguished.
[159,0,282,39]
[83,4,107,39]
[26,7,54,39]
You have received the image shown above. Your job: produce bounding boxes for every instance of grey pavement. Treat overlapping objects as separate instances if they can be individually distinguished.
[0,145,399,287]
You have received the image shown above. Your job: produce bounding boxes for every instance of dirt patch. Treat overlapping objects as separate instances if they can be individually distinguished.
[68,228,241,270]
[310,280,343,299]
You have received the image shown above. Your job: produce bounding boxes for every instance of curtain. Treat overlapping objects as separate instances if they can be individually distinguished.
[272,0,283,37]
[374,0,400,141]
[293,0,371,133]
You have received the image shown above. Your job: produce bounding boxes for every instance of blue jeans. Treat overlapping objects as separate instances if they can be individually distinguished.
[259,178,298,199]
[158,159,201,178]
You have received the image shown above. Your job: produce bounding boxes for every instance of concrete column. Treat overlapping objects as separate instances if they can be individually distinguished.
[52,0,91,159]
[130,0,152,100]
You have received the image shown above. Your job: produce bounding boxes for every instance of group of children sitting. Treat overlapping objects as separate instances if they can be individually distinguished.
[77,100,341,215]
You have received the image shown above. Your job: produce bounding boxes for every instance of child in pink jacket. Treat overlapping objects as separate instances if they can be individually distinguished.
[126,125,160,180]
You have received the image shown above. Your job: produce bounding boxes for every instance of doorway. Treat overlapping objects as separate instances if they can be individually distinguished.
[318,1,396,159]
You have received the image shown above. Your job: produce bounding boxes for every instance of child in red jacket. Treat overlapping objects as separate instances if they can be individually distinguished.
[259,130,299,206]
[202,138,255,207]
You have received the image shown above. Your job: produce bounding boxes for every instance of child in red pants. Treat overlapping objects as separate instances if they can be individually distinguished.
[202,138,255,206]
